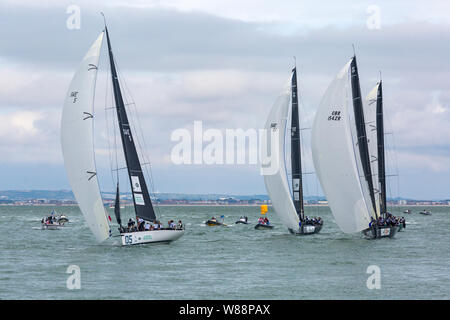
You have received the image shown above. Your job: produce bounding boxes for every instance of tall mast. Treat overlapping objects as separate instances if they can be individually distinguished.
[104,25,157,222]
[350,56,377,216]
[376,80,387,216]
[290,65,304,220]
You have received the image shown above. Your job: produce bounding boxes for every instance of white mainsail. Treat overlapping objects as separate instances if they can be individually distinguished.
[261,79,300,231]
[365,83,381,217]
[61,32,111,242]
[311,60,372,233]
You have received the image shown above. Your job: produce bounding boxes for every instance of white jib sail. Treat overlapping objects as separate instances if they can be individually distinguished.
[261,78,300,231]
[61,32,111,242]
[311,60,372,233]
[365,83,381,217]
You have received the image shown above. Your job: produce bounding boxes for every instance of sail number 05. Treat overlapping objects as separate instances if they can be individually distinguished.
[124,235,133,244]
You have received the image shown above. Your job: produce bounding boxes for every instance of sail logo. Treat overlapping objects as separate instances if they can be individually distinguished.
[134,193,145,206]
[70,91,78,103]
[131,176,142,192]
[291,126,297,136]
[123,128,132,142]
[293,179,300,191]
[170,121,281,175]
[328,111,341,121]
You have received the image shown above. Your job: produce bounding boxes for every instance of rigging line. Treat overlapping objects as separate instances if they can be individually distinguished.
[112,65,120,185]
[104,55,116,187]
[105,49,122,212]
[114,60,161,218]
[119,74,157,199]
[383,100,400,201]
[116,67,153,168]
[112,166,128,172]
[298,79,314,215]
[107,52,122,190]
[119,72,153,170]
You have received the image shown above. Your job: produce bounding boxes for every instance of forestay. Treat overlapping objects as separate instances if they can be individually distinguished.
[311,60,372,233]
[61,32,111,242]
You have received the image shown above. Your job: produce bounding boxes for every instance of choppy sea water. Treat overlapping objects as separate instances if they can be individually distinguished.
[0,205,448,300]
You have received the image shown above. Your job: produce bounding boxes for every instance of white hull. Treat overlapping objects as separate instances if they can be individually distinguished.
[288,224,323,235]
[121,229,185,246]
[41,224,61,230]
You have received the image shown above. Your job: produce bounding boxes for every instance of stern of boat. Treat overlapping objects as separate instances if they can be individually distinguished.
[363,225,397,239]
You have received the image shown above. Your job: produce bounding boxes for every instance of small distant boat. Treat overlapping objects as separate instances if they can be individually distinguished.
[57,215,69,224]
[41,223,61,230]
[41,211,64,229]
[419,210,431,215]
[255,209,273,230]
[403,209,412,214]
[235,217,249,224]
[41,217,62,230]
[206,216,227,226]
[255,223,274,230]
[206,220,224,226]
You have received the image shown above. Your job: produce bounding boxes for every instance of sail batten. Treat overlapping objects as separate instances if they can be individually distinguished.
[61,32,111,242]
[105,27,156,222]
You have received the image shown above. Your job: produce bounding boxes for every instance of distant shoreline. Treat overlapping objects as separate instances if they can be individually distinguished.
[1,204,449,207]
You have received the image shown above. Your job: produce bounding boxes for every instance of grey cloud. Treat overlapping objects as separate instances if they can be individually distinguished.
[0,3,449,197]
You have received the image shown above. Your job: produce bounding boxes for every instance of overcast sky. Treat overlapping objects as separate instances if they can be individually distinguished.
[0,0,449,199]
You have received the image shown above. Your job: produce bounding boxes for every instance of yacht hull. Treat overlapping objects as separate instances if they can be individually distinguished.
[121,229,185,246]
[362,225,397,239]
[289,224,323,235]
[254,223,273,230]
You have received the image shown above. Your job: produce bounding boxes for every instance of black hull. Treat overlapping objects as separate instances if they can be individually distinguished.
[288,224,323,235]
[255,223,273,230]
[363,225,397,239]
[205,220,223,226]
[419,212,431,215]
[235,221,249,224]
